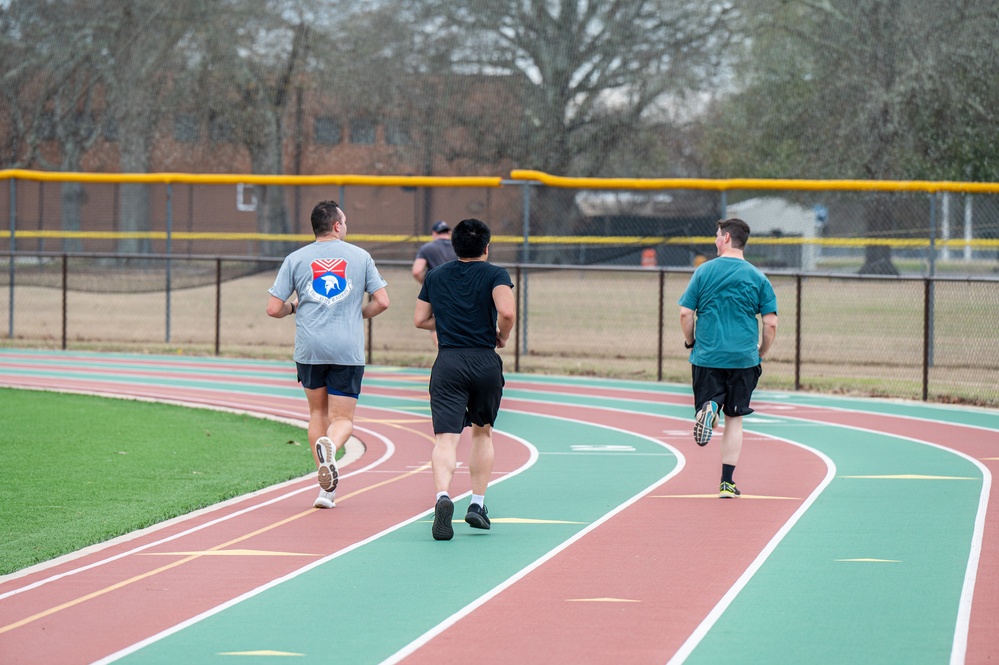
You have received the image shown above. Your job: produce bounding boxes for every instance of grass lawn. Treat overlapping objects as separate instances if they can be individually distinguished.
[0,387,317,576]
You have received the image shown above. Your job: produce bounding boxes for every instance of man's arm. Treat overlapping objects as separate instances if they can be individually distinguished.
[267,294,296,319]
[413,298,435,331]
[679,306,696,347]
[363,287,390,319]
[759,312,778,359]
[493,285,516,349]
[411,258,428,284]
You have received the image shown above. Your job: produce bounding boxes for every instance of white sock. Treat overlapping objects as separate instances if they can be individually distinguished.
[436,491,450,501]
[470,494,485,507]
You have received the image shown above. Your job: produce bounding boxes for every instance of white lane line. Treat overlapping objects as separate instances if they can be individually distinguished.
[379,409,685,665]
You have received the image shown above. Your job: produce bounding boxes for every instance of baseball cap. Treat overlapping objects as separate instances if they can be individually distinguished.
[431,220,450,233]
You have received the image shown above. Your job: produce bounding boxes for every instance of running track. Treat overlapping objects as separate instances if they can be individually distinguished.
[0,349,997,664]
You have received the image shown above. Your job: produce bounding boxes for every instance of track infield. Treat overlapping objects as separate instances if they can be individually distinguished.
[1,349,997,664]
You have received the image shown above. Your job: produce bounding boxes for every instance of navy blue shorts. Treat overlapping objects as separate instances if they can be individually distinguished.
[297,363,364,398]
[691,365,762,418]
[429,348,504,434]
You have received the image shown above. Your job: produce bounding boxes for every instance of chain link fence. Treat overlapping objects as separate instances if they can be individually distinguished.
[2,173,999,406]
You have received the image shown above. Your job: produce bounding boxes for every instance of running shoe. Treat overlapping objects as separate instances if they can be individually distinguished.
[693,401,719,446]
[315,436,339,493]
[432,496,454,541]
[719,481,741,498]
[313,489,336,509]
[464,503,491,530]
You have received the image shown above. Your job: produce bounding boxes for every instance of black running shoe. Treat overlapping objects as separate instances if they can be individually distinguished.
[719,481,741,498]
[432,496,454,540]
[464,503,491,530]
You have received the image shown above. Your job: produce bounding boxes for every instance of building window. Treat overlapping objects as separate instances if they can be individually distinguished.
[385,119,410,146]
[102,117,118,142]
[349,117,376,144]
[38,111,56,141]
[210,117,235,143]
[174,114,200,142]
[314,116,341,145]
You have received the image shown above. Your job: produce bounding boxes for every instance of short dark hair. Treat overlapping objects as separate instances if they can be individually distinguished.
[717,218,751,249]
[451,218,491,258]
[311,200,342,236]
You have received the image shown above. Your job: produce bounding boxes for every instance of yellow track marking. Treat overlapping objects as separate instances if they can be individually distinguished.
[567,597,640,603]
[142,549,316,557]
[650,494,799,500]
[841,474,976,480]
[218,650,306,657]
[836,558,901,563]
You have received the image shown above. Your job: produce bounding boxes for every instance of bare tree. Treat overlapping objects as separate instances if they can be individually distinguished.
[186,2,325,255]
[397,0,738,237]
[99,1,205,254]
[703,0,999,273]
[0,2,105,250]
[0,1,203,253]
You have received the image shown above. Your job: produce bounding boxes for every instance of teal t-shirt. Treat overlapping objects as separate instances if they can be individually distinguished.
[678,257,777,369]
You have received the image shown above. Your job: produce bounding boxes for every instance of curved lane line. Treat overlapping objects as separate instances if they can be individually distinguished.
[96,421,541,665]
[380,409,684,665]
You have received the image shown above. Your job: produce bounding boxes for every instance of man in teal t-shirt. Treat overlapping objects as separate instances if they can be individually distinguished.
[679,218,778,499]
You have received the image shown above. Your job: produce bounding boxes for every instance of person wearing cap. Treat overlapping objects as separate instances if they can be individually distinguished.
[413,220,459,348]
[412,220,458,284]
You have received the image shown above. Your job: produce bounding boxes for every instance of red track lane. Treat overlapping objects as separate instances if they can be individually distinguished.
[397,397,829,664]
[0,394,531,664]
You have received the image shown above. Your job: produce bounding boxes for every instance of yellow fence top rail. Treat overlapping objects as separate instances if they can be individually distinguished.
[2,167,997,194]
[510,169,999,195]
[0,169,503,188]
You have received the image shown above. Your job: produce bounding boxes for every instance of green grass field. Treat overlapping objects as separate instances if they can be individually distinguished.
[0,388,315,576]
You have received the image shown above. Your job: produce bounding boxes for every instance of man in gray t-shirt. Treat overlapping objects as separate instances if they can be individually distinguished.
[267,200,389,510]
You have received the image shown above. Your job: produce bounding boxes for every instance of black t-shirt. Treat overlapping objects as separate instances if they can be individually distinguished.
[418,260,514,348]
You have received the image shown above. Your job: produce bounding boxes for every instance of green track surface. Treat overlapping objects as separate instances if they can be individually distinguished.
[115,401,679,664]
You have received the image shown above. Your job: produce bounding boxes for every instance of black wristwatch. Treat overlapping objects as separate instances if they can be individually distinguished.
[290,302,297,315]
[684,339,695,349]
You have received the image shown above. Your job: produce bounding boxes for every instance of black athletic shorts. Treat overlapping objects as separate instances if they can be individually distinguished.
[691,364,762,418]
[297,363,364,398]
[429,348,504,434]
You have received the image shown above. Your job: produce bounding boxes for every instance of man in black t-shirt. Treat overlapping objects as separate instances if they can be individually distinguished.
[414,218,516,541]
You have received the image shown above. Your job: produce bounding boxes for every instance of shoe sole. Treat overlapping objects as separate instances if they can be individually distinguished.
[315,438,339,492]
[465,510,490,530]
[432,498,454,540]
[313,497,335,509]
[693,403,718,447]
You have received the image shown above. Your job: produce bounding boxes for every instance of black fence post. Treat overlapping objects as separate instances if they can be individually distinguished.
[61,254,68,350]
[923,278,931,401]
[657,269,665,382]
[214,258,222,356]
[514,264,522,372]
[795,274,802,391]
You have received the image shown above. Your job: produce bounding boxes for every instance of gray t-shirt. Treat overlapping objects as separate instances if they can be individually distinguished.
[268,239,388,365]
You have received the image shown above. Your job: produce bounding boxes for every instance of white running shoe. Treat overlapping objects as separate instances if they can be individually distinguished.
[315,436,339,492]
[693,401,719,447]
[314,489,336,509]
